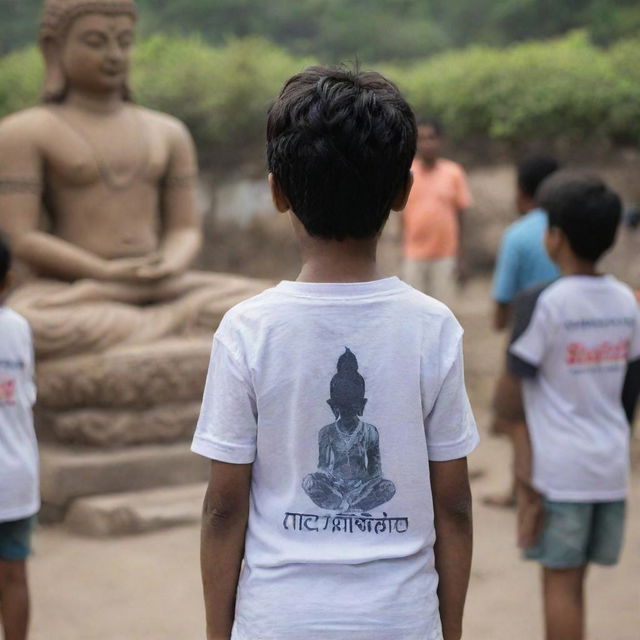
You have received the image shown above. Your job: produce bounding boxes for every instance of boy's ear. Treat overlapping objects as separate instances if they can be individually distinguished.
[391,171,414,212]
[269,173,291,213]
[0,270,12,293]
[544,226,563,260]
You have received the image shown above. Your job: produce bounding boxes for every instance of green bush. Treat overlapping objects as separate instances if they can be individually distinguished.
[0,32,638,161]
[0,46,41,116]
[390,31,640,145]
[132,35,311,157]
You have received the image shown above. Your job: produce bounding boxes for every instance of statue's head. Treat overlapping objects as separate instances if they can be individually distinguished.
[39,0,138,103]
[328,348,367,420]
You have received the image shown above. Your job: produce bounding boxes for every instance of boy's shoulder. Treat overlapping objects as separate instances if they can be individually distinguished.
[597,275,638,304]
[438,157,466,177]
[0,306,31,336]
[504,211,537,237]
[216,280,461,338]
[541,275,636,306]
[514,276,638,330]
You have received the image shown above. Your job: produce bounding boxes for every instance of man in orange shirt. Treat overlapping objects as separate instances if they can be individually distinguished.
[402,119,473,303]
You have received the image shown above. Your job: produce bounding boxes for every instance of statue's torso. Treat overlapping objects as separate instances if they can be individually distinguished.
[38,104,173,259]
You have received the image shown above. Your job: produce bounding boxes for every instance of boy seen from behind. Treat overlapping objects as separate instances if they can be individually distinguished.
[193,66,479,640]
[0,236,39,640]
[495,173,640,640]
[492,154,561,332]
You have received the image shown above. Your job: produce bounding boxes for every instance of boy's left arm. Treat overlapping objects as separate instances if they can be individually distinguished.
[201,460,251,640]
[430,457,473,640]
[424,325,479,640]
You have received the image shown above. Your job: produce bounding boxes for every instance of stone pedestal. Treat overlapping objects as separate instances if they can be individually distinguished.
[35,337,214,530]
[64,483,207,537]
[36,337,211,446]
[39,442,210,523]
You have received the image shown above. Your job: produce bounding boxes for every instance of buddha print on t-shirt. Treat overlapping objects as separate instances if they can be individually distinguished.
[303,348,395,513]
[284,348,407,535]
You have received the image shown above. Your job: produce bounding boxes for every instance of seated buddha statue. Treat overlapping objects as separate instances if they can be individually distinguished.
[0,0,265,445]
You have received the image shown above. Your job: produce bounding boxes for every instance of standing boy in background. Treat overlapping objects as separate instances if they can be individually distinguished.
[485,154,560,508]
[193,67,479,640]
[495,172,640,640]
[492,154,561,331]
[402,119,473,304]
[0,236,39,640]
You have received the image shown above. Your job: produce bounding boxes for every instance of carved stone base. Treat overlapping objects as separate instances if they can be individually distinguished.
[37,338,211,410]
[37,402,201,447]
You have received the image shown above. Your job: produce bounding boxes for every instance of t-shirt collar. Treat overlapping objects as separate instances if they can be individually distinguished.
[274,276,406,299]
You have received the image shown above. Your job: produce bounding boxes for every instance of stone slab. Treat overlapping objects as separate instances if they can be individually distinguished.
[40,442,210,521]
[65,483,207,537]
[37,402,201,447]
[37,338,211,410]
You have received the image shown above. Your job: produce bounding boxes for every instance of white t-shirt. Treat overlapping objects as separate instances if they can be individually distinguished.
[192,277,478,640]
[0,306,39,522]
[509,275,640,502]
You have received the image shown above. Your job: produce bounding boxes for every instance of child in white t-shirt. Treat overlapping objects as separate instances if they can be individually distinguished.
[192,66,479,640]
[0,235,39,640]
[495,172,640,640]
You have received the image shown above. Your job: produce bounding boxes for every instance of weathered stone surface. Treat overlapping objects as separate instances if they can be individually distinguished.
[65,483,207,537]
[37,402,201,447]
[37,338,211,410]
[40,442,209,520]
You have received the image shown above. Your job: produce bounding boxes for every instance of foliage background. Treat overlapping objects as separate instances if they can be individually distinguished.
[0,1,639,168]
[2,0,640,58]
[0,31,638,165]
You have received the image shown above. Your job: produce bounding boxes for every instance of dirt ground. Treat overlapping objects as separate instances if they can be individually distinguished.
[27,278,640,640]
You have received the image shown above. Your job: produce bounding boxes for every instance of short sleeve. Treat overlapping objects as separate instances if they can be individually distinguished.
[24,322,36,407]
[425,337,479,462]
[492,232,520,304]
[508,292,551,375]
[191,336,257,464]
[454,166,473,210]
[629,305,640,361]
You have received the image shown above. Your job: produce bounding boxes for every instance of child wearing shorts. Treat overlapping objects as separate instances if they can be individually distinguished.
[0,235,39,640]
[495,172,640,640]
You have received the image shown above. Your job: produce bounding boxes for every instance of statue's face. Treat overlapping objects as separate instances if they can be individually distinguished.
[60,13,135,94]
[327,397,367,420]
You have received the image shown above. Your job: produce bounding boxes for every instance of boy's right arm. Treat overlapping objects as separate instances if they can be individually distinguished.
[201,460,252,640]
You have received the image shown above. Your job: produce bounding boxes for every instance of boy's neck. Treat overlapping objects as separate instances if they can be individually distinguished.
[557,254,599,278]
[297,237,383,283]
[419,155,438,169]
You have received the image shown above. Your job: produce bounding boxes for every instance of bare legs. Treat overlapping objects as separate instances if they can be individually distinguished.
[543,565,587,640]
[0,559,29,640]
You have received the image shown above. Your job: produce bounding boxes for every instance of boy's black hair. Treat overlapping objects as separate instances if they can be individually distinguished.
[416,117,444,137]
[267,65,417,240]
[517,154,559,199]
[538,171,622,263]
[0,234,10,283]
